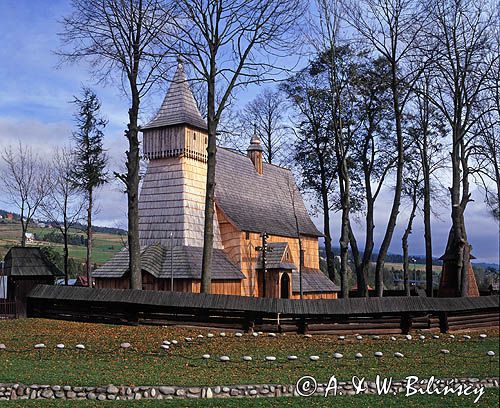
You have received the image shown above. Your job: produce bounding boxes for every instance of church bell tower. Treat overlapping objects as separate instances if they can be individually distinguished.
[138,60,223,249]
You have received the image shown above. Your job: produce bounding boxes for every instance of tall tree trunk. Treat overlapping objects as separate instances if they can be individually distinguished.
[20,205,26,247]
[323,208,335,283]
[422,156,433,297]
[354,129,377,298]
[86,189,93,288]
[444,125,471,296]
[201,67,217,294]
[63,230,69,286]
[127,88,142,290]
[319,159,335,282]
[419,78,434,297]
[339,172,350,299]
[375,64,404,297]
[459,138,471,296]
[402,193,417,297]
[360,198,375,298]
[63,194,69,285]
[348,222,366,297]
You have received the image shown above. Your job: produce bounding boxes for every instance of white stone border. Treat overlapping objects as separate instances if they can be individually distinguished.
[0,378,498,401]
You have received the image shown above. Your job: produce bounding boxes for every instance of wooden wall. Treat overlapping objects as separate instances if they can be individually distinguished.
[142,125,207,162]
[292,292,337,300]
[95,274,241,296]
[191,280,241,296]
[8,276,54,317]
[217,211,329,298]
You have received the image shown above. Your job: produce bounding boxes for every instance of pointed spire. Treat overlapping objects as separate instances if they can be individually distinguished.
[247,124,263,174]
[248,124,263,152]
[142,59,207,131]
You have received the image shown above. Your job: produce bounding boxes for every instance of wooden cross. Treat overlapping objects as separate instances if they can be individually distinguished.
[255,232,273,297]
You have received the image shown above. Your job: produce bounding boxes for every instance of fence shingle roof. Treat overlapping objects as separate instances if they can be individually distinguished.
[93,244,244,280]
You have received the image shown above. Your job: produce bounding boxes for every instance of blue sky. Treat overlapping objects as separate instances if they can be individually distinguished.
[0,1,498,264]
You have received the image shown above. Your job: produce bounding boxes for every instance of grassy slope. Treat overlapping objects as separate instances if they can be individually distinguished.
[0,319,498,388]
[384,262,442,273]
[0,222,124,265]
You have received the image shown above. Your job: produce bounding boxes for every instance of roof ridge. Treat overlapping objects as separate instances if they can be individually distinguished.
[218,146,293,172]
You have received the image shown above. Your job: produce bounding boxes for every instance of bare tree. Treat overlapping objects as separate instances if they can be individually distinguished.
[424,0,497,296]
[344,0,429,296]
[400,154,423,296]
[240,88,290,165]
[285,175,305,298]
[310,0,355,298]
[59,0,176,289]
[472,113,500,221]
[471,23,500,221]
[1,142,50,246]
[41,147,85,285]
[349,56,395,297]
[281,67,337,285]
[171,0,304,293]
[408,72,447,296]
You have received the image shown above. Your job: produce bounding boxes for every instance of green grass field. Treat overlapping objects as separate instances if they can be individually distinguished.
[0,319,498,407]
[384,262,443,273]
[0,222,124,265]
[2,390,500,407]
[0,319,498,387]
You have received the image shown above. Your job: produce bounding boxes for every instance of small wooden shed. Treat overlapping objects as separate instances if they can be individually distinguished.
[2,247,63,317]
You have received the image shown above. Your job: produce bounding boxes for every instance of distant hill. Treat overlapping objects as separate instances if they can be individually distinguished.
[0,209,126,235]
[472,262,500,270]
[318,243,443,266]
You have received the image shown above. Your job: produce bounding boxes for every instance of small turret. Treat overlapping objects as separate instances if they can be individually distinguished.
[247,126,263,175]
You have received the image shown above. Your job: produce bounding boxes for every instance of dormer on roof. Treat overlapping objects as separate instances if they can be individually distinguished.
[142,60,208,162]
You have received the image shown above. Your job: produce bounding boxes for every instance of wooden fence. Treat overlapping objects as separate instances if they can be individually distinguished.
[26,285,499,334]
[0,300,16,319]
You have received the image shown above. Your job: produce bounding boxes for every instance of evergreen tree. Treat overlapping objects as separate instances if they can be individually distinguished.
[70,88,108,287]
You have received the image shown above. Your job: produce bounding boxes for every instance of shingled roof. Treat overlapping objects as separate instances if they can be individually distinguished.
[292,268,340,293]
[93,244,244,280]
[256,242,297,270]
[3,247,63,277]
[215,148,322,238]
[142,61,207,131]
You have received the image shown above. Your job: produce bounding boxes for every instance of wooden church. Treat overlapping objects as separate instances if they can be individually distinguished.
[94,61,338,299]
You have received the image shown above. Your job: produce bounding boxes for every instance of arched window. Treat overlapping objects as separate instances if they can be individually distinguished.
[280,273,290,299]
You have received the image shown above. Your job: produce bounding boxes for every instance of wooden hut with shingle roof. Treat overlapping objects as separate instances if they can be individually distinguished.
[94,61,338,299]
[2,247,63,316]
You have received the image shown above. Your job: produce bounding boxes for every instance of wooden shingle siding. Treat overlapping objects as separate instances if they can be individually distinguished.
[138,156,223,248]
